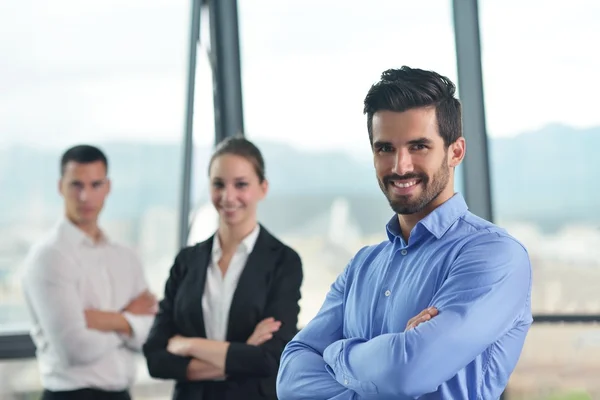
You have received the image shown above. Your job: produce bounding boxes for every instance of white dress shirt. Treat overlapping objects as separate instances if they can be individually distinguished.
[21,218,154,391]
[202,225,260,341]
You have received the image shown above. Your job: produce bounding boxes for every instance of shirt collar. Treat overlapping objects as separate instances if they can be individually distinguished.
[212,224,261,257]
[386,193,469,242]
[58,217,110,247]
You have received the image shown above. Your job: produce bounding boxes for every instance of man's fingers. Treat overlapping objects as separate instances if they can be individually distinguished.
[407,314,432,331]
[406,307,439,330]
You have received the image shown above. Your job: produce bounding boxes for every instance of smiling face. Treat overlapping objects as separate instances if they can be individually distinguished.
[209,154,268,228]
[372,107,465,217]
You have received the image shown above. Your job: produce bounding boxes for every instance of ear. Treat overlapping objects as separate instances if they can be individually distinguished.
[106,177,112,195]
[448,137,466,168]
[259,179,269,199]
[58,178,64,196]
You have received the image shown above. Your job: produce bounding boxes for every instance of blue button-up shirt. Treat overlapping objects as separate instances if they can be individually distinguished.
[277,194,532,400]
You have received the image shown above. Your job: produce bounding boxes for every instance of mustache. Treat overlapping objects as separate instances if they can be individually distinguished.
[382,173,426,186]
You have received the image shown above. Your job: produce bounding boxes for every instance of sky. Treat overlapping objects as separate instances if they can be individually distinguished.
[0,0,598,153]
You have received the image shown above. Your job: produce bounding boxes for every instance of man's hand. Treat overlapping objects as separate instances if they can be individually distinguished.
[167,334,193,357]
[405,307,439,331]
[84,309,131,335]
[246,317,281,346]
[124,290,158,315]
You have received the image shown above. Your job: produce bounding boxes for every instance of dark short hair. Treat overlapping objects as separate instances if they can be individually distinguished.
[363,66,462,147]
[60,145,108,176]
[208,136,266,182]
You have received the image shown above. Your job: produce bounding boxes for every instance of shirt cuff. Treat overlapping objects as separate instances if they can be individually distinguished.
[323,339,344,370]
[323,339,378,396]
[121,312,140,336]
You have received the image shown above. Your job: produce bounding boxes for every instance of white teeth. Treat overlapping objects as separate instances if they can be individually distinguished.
[393,180,417,188]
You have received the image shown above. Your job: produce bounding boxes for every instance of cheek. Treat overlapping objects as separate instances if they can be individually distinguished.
[239,190,261,207]
[210,190,220,204]
[374,159,389,178]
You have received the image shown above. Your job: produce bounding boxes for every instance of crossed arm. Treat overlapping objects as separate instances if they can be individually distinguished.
[143,247,303,382]
[22,247,157,367]
[277,235,532,400]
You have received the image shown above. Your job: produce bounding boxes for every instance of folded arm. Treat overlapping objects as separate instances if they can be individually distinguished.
[322,234,532,399]
[22,247,122,367]
[120,253,156,350]
[143,250,195,380]
[171,247,305,380]
[277,258,359,400]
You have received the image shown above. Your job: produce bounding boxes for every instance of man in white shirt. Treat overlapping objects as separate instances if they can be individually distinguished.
[21,145,157,400]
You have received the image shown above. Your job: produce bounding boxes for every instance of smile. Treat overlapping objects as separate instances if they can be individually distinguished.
[391,180,420,188]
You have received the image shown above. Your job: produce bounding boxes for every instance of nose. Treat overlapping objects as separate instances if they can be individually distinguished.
[78,187,90,202]
[221,186,236,203]
[392,148,414,176]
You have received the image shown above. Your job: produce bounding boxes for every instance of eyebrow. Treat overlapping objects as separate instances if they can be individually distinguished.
[211,176,249,181]
[373,137,433,148]
[372,140,392,149]
[407,137,434,146]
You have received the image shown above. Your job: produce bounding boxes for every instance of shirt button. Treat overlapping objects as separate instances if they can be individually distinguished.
[400,249,408,255]
[385,290,391,297]
[344,379,349,385]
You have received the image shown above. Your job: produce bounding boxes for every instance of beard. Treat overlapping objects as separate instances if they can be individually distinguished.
[378,154,450,215]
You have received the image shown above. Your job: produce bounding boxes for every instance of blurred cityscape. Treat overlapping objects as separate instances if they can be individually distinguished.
[1,125,600,398]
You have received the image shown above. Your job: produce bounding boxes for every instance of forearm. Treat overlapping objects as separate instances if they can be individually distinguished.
[277,341,356,400]
[186,338,229,370]
[186,358,226,381]
[86,310,132,336]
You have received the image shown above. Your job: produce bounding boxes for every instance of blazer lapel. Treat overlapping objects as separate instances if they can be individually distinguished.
[187,239,212,338]
[226,227,276,341]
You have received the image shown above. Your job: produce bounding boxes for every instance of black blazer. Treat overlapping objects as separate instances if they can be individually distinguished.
[143,225,303,400]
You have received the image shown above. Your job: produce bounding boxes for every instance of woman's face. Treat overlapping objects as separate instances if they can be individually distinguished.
[209,154,267,228]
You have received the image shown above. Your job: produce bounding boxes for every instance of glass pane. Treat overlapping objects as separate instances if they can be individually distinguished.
[0,357,173,400]
[238,0,460,326]
[0,0,190,334]
[480,0,600,316]
[480,0,600,397]
[504,324,599,399]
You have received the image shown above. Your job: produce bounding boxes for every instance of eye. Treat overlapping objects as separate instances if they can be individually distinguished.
[377,144,394,153]
[235,181,248,189]
[411,144,428,151]
[212,181,224,189]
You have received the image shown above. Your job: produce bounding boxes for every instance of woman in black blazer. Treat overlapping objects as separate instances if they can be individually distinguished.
[143,137,303,400]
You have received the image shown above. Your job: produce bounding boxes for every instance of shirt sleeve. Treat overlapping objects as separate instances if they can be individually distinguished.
[121,250,155,351]
[143,250,193,380]
[322,233,532,399]
[22,246,123,367]
[277,259,359,400]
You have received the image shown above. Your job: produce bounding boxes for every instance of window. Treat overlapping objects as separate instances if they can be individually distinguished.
[0,0,190,396]
[480,0,600,397]
[237,0,462,326]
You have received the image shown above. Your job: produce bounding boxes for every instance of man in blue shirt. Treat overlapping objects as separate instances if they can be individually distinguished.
[276,67,532,400]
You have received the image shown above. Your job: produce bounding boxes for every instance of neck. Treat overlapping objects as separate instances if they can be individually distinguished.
[397,188,455,242]
[68,215,102,242]
[217,219,257,254]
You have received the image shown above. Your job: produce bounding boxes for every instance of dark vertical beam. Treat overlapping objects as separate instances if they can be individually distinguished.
[178,0,202,249]
[209,0,245,144]
[454,2,500,397]
[452,0,493,222]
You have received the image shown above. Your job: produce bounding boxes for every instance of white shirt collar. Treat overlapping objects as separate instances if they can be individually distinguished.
[58,217,110,247]
[211,224,261,258]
